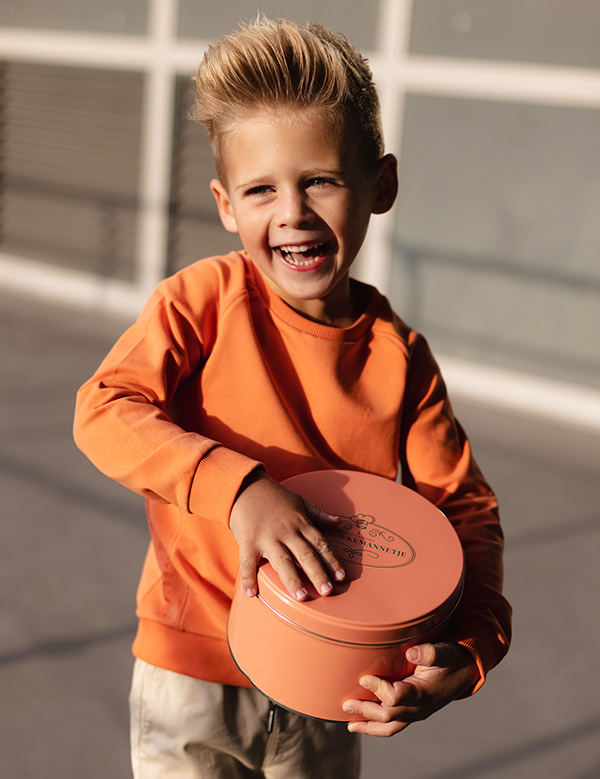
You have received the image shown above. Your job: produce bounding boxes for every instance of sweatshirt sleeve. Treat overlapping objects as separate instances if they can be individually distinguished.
[399,333,512,691]
[73,268,262,525]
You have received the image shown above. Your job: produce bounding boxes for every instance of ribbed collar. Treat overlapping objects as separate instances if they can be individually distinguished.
[245,253,383,342]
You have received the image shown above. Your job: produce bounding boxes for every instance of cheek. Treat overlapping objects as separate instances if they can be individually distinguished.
[236,214,270,249]
[339,205,369,242]
[338,193,368,224]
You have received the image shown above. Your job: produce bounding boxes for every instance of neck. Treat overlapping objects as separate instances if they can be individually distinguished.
[281,279,366,328]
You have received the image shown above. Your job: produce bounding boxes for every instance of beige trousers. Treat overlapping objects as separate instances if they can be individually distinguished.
[129,659,361,778]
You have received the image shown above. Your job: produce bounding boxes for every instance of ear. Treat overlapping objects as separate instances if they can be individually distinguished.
[210,179,239,233]
[372,154,398,215]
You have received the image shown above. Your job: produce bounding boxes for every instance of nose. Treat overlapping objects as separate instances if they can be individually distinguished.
[276,188,314,228]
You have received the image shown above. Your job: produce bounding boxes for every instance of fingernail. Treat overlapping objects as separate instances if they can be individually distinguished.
[360,679,370,689]
[319,582,332,595]
[245,587,257,597]
[334,569,345,581]
[406,647,419,663]
[342,703,354,714]
[295,588,308,600]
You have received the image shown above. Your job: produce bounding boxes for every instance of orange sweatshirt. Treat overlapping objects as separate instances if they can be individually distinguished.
[74,252,511,689]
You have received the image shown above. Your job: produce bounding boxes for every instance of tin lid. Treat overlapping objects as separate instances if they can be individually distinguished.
[257,470,464,645]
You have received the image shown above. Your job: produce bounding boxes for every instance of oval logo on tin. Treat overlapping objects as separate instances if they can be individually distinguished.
[326,514,415,568]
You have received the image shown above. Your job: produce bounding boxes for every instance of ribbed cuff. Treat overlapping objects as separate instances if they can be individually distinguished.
[188,445,263,526]
[445,617,507,695]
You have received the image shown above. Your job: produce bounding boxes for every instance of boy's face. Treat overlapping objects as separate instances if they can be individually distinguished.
[211,107,397,325]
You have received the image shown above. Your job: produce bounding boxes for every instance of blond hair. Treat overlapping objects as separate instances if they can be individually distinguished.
[192,17,384,179]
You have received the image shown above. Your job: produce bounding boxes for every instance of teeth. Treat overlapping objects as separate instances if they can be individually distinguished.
[279,243,321,254]
[278,242,327,265]
[283,255,318,266]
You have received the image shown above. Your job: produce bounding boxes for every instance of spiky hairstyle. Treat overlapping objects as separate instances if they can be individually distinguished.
[192,17,384,180]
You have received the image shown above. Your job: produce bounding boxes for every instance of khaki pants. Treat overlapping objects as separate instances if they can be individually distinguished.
[129,659,361,778]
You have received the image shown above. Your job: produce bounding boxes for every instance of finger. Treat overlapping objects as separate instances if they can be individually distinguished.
[266,530,339,599]
[238,549,262,598]
[263,542,315,601]
[347,718,409,737]
[407,641,473,671]
[287,539,337,596]
[304,501,342,529]
[292,527,348,593]
[405,642,438,668]
[342,698,412,736]
[358,676,416,708]
[343,698,396,722]
[302,505,346,584]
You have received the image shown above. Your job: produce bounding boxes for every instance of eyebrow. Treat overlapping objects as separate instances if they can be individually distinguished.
[235,179,267,193]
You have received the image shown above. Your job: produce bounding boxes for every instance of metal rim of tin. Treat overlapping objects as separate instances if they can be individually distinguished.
[256,571,464,646]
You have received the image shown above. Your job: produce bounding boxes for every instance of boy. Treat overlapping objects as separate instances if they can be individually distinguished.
[74,17,511,778]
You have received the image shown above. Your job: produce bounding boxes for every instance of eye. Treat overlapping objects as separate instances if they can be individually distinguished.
[306,177,333,189]
[245,185,272,197]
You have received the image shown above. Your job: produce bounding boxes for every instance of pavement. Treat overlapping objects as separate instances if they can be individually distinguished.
[1,287,599,779]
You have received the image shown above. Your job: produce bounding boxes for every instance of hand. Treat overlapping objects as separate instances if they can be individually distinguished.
[229,471,346,601]
[343,641,479,737]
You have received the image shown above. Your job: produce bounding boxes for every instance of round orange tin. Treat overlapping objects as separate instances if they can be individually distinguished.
[227,470,464,721]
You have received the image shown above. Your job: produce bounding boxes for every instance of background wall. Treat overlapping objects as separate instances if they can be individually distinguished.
[1,0,599,422]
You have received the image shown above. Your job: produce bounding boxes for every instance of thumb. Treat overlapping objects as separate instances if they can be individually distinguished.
[405,643,438,667]
[406,641,470,669]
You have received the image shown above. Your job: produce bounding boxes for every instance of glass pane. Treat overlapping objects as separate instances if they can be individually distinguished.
[391,95,600,390]
[1,63,144,281]
[410,0,600,69]
[167,77,241,275]
[0,0,148,35]
[178,0,379,52]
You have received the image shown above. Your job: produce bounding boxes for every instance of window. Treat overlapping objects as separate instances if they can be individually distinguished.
[0,63,143,281]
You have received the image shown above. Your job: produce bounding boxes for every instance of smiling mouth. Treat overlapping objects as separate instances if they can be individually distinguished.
[276,242,329,266]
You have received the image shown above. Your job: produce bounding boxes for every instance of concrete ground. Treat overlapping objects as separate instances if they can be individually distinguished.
[1,288,599,778]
